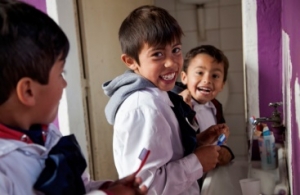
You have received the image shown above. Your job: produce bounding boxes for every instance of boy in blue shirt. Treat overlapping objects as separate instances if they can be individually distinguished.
[103,5,228,195]
[0,1,147,195]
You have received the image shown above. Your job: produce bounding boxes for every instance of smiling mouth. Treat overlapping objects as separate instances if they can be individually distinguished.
[197,87,212,93]
[161,73,176,81]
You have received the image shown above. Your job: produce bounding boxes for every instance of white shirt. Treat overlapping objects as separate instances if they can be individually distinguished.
[113,88,203,195]
[192,100,217,133]
[0,124,108,195]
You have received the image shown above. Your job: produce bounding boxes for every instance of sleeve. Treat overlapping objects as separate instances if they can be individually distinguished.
[82,171,113,195]
[114,106,203,195]
[0,172,13,195]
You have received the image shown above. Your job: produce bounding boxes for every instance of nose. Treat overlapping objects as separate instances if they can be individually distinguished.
[165,54,182,69]
[164,57,175,68]
[203,74,211,84]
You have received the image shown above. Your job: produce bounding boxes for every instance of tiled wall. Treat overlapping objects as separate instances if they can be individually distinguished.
[154,0,247,159]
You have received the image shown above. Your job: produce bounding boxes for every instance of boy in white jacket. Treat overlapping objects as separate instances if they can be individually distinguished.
[103,5,228,195]
[0,1,147,195]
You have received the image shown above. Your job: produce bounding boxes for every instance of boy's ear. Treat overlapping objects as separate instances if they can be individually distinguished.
[121,54,138,71]
[181,71,188,85]
[16,78,36,106]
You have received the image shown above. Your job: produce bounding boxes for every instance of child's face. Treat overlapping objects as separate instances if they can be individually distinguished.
[132,42,183,91]
[34,58,67,124]
[181,53,225,104]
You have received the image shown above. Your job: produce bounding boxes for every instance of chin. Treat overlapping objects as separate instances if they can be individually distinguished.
[195,98,208,104]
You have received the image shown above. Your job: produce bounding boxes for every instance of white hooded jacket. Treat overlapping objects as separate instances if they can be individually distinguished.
[0,123,108,195]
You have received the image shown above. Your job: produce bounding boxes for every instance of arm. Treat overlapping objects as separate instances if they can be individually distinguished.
[114,106,202,195]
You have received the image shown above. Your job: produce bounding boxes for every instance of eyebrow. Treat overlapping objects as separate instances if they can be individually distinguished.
[151,42,182,50]
[195,66,223,72]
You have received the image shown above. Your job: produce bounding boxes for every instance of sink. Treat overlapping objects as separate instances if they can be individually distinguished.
[250,146,289,195]
[201,160,249,195]
[178,0,217,4]
[201,145,289,195]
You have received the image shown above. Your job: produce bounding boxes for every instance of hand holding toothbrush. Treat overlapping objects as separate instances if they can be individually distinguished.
[194,145,220,173]
[102,173,148,195]
[196,123,229,146]
[216,132,235,166]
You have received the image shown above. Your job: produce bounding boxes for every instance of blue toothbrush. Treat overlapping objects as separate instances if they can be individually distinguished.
[217,134,226,146]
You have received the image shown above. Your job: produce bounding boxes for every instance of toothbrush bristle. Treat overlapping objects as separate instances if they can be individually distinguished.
[139,148,150,160]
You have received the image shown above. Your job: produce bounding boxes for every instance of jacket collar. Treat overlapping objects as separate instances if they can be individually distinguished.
[0,123,48,144]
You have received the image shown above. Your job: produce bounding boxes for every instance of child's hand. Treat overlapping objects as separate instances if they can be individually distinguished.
[218,146,233,166]
[197,124,229,146]
[221,123,230,139]
[194,145,220,173]
[179,89,192,108]
[104,173,148,195]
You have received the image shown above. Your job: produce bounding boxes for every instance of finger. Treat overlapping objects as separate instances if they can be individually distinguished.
[137,185,148,195]
[133,177,142,187]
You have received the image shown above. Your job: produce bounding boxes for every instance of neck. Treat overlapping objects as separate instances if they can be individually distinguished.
[0,99,32,130]
[192,97,208,105]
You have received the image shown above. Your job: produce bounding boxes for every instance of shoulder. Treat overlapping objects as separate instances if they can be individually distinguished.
[48,123,62,136]
[120,88,172,111]
[171,81,187,94]
[0,139,22,157]
[115,88,176,126]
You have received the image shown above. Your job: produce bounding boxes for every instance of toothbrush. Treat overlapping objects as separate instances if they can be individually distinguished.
[133,148,151,176]
[217,134,226,146]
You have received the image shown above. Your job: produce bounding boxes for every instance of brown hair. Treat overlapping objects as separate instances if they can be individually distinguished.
[119,5,183,64]
[0,0,69,105]
[183,45,229,82]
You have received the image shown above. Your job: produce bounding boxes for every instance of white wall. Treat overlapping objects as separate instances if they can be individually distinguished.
[154,0,247,159]
[46,0,90,166]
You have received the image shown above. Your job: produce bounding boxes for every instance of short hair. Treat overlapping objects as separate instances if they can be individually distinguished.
[182,45,229,82]
[119,5,183,64]
[0,0,69,105]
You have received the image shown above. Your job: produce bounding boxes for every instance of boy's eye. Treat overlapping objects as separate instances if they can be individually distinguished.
[173,47,181,53]
[196,71,203,75]
[152,52,163,57]
[61,70,67,78]
[212,74,220,79]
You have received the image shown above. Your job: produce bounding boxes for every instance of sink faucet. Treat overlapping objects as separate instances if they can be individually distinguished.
[252,102,283,128]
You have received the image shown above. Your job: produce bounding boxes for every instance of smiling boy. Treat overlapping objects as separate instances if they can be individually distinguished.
[175,45,234,166]
[102,6,226,195]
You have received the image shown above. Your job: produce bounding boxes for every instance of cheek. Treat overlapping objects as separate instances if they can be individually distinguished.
[189,77,200,85]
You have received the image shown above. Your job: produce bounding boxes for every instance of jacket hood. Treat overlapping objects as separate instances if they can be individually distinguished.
[102,70,155,125]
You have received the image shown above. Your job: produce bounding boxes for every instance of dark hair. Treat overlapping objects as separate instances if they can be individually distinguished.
[118,5,183,64]
[183,45,229,82]
[0,0,69,105]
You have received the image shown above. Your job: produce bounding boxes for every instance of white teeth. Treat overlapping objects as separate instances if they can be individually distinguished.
[198,87,211,92]
[162,73,175,80]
